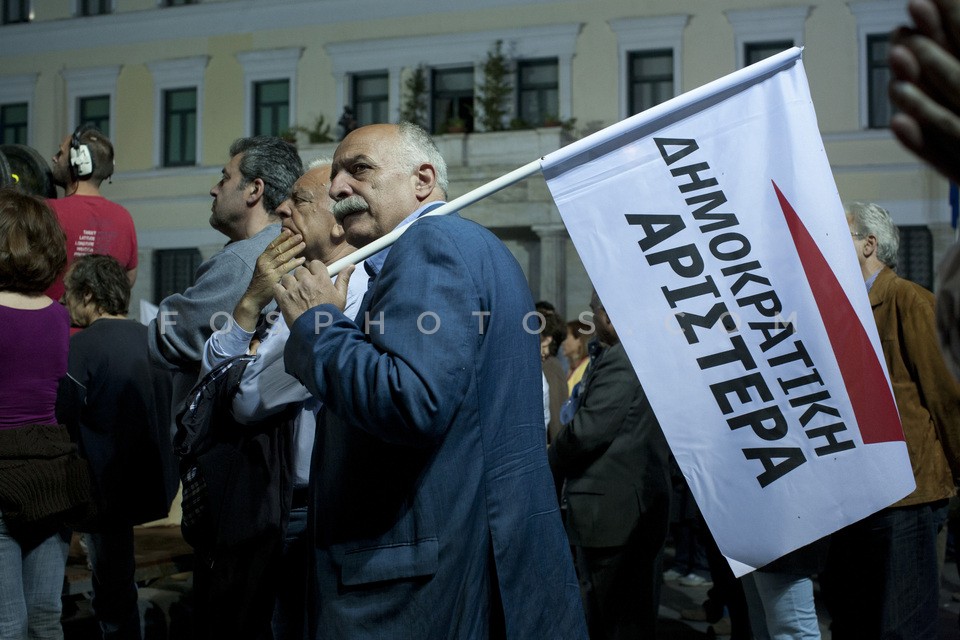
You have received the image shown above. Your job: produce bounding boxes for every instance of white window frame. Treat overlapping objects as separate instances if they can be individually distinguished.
[725,6,810,69]
[350,70,391,128]
[848,1,909,129]
[147,56,208,168]
[236,48,302,137]
[609,15,689,121]
[62,65,120,138]
[0,73,36,145]
[325,24,581,129]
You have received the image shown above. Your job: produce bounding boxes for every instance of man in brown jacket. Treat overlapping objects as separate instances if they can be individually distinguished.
[824,201,960,639]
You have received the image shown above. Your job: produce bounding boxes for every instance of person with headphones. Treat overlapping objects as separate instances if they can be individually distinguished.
[46,125,138,306]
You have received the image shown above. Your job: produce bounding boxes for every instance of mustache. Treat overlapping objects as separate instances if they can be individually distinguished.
[332,196,369,223]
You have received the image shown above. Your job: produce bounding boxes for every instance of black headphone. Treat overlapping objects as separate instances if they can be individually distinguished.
[70,125,94,179]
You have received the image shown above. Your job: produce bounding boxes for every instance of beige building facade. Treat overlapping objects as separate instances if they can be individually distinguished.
[0,0,947,319]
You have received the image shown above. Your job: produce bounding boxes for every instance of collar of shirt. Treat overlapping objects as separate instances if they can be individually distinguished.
[364,201,446,279]
[865,268,881,292]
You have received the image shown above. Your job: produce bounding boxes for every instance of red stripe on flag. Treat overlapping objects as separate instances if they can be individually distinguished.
[772,181,903,445]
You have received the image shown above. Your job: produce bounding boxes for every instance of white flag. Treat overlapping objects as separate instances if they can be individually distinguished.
[542,48,914,575]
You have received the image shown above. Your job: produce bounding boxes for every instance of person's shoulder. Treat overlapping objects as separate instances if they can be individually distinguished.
[223,225,280,260]
[100,196,134,218]
[886,270,934,308]
[407,212,499,253]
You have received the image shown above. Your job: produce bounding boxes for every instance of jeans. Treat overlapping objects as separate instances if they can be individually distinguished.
[86,528,141,640]
[824,500,948,640]
[742,571,820,639]
[0,512,70,640]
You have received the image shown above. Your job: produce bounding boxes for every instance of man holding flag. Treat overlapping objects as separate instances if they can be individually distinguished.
[272,122,586,639]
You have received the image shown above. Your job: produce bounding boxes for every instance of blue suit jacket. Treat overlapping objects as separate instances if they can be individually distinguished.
[285,213,586,639]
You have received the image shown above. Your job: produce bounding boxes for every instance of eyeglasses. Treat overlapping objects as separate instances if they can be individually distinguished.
[850,232,864,239]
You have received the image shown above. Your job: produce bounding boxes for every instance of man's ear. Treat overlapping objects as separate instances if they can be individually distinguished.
[413,163,437,202]
[863,234,878,259]
[246,177,266,206]
[331,222,346,244]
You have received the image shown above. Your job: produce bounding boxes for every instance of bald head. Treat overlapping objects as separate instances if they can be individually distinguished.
[329,123,446,247]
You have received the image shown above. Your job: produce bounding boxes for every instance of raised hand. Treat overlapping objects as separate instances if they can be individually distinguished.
[274,261,355,329]
[889,0,960,183]
[233,229,305,331]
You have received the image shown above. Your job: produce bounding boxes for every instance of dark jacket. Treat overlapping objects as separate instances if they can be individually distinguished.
[57,319,176,529]
[175,353,296,555]
[550,341,671,548]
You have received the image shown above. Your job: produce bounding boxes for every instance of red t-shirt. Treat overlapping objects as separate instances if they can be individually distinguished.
[45,195,139,301]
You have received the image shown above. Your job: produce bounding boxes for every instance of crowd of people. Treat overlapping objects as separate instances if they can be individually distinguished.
[4,1,960,637]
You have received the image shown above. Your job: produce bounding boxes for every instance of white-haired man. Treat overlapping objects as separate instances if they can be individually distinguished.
[824,201,960,639]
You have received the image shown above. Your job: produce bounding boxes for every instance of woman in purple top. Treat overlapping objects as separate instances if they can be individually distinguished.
[0,188,73,640]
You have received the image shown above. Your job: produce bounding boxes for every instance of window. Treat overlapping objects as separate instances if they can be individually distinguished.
[63,66,120,139]
[610,15,688,120]
[517,59,558,127]
[0,103,27,144]
[78,0,112,16]
[164,0,196,5]
[628,50,673,116]
[0,74,35,145]
[78,95,109,132]
[850,2,906,130]
[897,225,933,290]
[326,26,579,132]
[2,0,28,24]
[237,49,301,138]
[153,248,202,302]
[352,72,389,127]
[744,40,794,66]
[253,79,289,137]
[432,67,474,134]
[725,7,809,69]
[162,88,196,167]
[867,34,893,128]
[148,56,207,168]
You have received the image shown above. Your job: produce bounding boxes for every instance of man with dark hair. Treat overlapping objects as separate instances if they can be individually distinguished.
[148,136,301,638]
[57,254,176,640]
[148,136,303,437]
[46,126,138,303]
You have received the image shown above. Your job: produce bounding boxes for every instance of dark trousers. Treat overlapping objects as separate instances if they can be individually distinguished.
[824,500,948,640]
[272,506,308,640]
[86,528,141,640]
[701,518,752,640]
[192,532,283,640]
[575,529,663,640]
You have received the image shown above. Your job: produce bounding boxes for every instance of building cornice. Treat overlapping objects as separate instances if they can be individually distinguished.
[0,0,563,58]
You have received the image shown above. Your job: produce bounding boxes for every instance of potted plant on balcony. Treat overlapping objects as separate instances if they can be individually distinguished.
[400,65,428,129]
[444,117,466,133]
[477,40,511,132]
[291,114,333,144]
